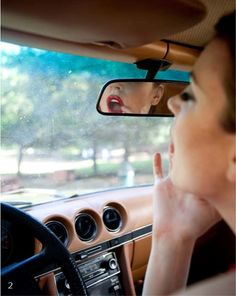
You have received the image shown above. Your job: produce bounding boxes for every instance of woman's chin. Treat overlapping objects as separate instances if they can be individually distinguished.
[169,169,187,190]
[169,171,200,195]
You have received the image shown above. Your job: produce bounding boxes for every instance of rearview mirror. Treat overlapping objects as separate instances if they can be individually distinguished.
[97,79,188,116]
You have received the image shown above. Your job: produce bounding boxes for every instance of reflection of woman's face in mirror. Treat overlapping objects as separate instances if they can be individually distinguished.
[99,82,164,114]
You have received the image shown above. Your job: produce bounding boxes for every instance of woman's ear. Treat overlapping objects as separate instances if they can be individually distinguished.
[226,146,236,183]
[152,84,165,105]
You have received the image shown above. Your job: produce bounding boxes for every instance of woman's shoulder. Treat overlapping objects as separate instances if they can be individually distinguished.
[175,271,235,296]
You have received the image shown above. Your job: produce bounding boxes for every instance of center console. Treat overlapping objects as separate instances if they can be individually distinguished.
[55,251,123,295]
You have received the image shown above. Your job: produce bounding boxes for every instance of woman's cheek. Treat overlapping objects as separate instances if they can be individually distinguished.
[169,117,198,185]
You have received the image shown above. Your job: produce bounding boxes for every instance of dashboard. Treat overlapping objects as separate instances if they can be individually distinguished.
[2,186,153,295]
[29,186,153,255]
[1,185,235,295]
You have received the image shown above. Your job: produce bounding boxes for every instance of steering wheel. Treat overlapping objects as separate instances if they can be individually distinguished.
[1,203,88,296]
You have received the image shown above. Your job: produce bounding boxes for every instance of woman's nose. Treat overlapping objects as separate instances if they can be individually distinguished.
[167,95,181,116]
[111,83,123,91]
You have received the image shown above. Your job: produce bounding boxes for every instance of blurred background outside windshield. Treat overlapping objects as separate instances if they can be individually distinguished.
[1,42,189,198]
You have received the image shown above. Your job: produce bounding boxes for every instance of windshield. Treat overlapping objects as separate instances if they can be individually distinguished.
[1,42,189,205]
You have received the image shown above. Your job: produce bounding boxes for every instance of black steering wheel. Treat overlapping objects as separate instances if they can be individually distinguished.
[1,203,88,296]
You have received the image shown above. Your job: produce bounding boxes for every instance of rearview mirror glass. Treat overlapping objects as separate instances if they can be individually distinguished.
[97,79,188,116]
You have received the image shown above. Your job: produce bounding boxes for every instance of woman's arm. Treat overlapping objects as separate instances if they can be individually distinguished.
[143,235,195,295]
[142,153,220,296]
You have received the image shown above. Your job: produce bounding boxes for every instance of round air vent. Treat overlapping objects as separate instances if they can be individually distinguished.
[45,221,69,246]
[103,207,122,232]
[75,213,97,242]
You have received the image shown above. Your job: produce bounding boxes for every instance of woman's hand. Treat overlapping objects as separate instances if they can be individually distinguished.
[143,153,221,296]
[152,152,221,242]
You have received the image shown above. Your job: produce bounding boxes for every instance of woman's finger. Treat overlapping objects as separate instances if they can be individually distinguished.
[153,152,164,181]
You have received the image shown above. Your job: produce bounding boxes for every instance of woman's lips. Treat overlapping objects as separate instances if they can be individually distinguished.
[169,142,174,169]
[107,95,124,113]
[169,142,174,154]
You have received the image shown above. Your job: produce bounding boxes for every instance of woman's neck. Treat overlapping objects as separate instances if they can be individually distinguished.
[213,188,236,234]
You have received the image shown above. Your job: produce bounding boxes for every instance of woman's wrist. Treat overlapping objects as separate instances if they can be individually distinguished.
[152,221,201,243]
[152,229,196,249]
[145,231,196,295]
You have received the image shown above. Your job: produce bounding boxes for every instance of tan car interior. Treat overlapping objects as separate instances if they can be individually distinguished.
[1,0,235,295]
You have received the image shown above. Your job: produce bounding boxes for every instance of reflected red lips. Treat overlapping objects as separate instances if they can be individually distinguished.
[107,95,124,113]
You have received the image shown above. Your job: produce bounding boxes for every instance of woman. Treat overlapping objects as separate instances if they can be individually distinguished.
[143,11,235,296]
[99,81,164,114]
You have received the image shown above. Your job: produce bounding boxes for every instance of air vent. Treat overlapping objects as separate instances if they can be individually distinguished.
[45,221,69,246]
[75,213,97,242]
[103,207,122,232]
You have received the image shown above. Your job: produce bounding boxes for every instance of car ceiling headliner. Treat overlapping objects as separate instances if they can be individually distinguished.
[1,0,235,68]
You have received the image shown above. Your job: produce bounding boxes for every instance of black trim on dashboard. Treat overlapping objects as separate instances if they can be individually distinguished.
[74,224,152,261]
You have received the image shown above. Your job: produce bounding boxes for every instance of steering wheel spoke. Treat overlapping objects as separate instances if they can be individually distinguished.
[2,250,51,279]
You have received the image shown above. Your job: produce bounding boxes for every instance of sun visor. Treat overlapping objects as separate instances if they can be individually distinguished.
[2,0,206,49]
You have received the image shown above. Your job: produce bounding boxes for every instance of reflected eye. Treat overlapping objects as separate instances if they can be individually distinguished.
[180,92,195,102]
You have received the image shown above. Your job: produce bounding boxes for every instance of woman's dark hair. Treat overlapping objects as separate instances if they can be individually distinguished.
[215,11,235,133]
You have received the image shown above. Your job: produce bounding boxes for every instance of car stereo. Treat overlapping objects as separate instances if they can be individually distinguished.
[55,252,123,295]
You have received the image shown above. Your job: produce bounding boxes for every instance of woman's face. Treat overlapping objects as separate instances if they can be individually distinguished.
[168,38,234,198]
[100,82,164,114]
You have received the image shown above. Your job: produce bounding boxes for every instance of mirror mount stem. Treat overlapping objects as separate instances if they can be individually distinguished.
[135,59,171,80]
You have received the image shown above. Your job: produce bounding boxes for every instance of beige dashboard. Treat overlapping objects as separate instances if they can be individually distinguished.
[27,185,154,294]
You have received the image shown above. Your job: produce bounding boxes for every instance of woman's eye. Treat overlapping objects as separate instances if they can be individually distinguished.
[180,92,195,102]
